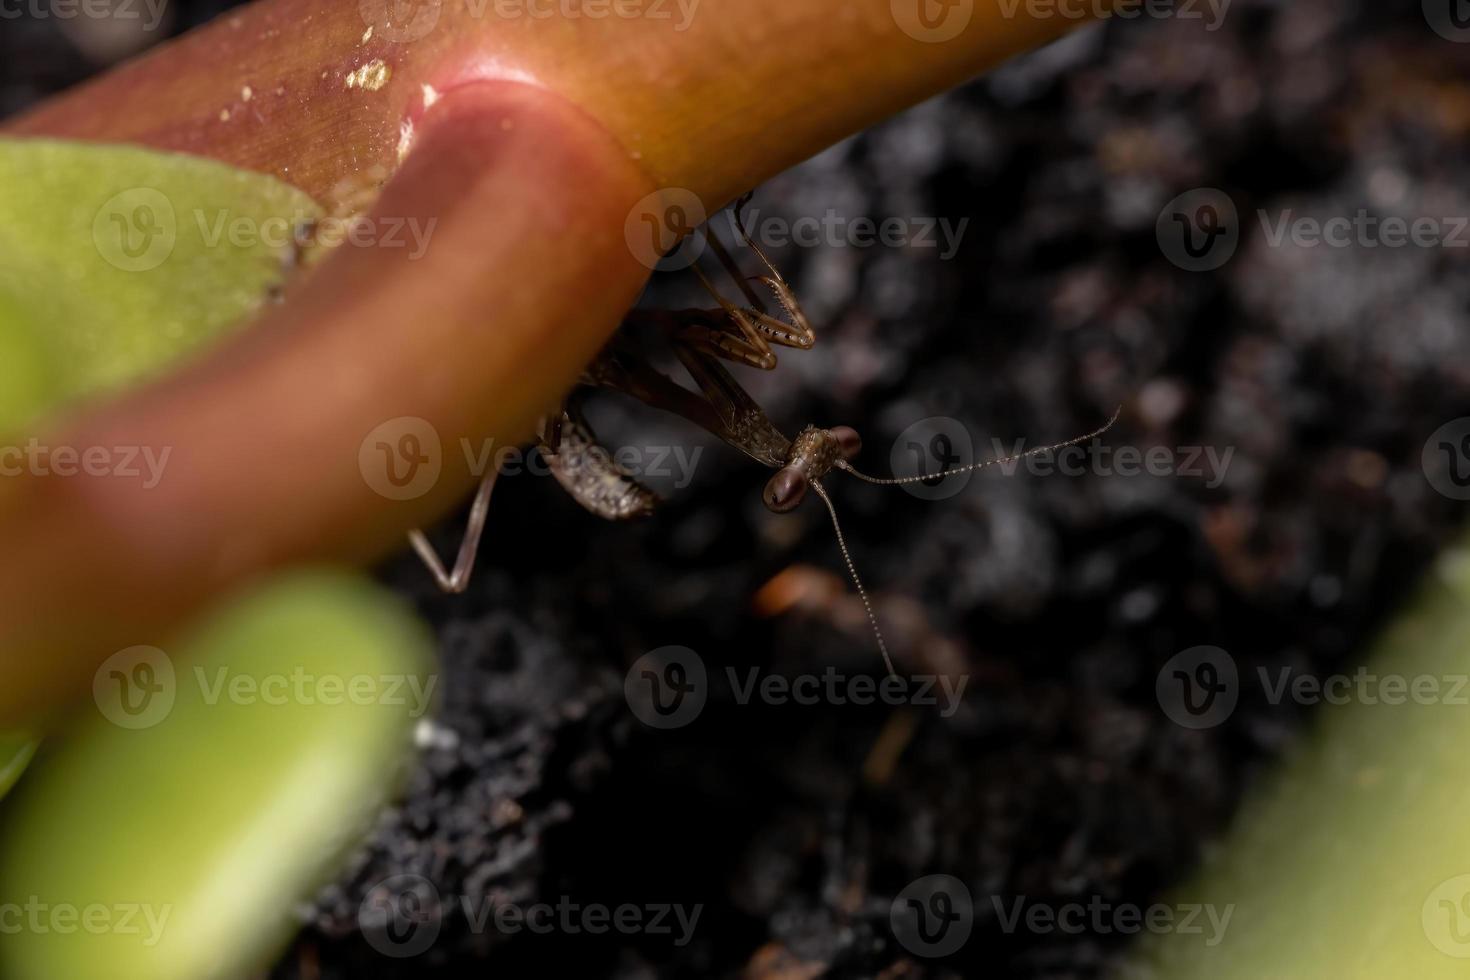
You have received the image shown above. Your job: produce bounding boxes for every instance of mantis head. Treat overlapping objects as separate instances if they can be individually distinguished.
[763,425,863,512]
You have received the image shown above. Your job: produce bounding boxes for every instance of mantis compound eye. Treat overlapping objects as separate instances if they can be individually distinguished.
[763,466,809,513]
[828,426,862,460]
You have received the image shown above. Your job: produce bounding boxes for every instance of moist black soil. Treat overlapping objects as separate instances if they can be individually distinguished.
[9,1,1470,977]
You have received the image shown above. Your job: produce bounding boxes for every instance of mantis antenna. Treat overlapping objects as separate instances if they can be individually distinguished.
[837,407,1123,486]
[810,478,896,678]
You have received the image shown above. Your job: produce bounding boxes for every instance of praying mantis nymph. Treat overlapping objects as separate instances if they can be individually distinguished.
[410,194,1119,676]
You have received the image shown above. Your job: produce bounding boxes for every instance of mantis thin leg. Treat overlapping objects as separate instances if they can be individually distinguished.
[727,193,816,345]
[690,196,817,354]
[705,220,768,314]
[687,266,814,368]
[408,467,499,595]
[728,193,780,280]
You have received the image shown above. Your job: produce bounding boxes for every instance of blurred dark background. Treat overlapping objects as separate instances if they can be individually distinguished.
[8,1,1470,976]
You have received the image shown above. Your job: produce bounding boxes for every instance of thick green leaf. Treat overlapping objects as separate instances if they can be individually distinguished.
[0,571,435,980]
[0,138,323,428]
[1131,545,1470,978]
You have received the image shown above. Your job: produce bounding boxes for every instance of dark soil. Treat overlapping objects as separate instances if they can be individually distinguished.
[9,1,1470,977]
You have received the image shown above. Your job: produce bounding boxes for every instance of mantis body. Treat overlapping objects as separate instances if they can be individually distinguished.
[410,195,1118,675]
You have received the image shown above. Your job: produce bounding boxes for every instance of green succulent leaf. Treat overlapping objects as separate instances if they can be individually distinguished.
[0,571,435,980]
[0,138,323,429]
[1131,545,1470,978]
